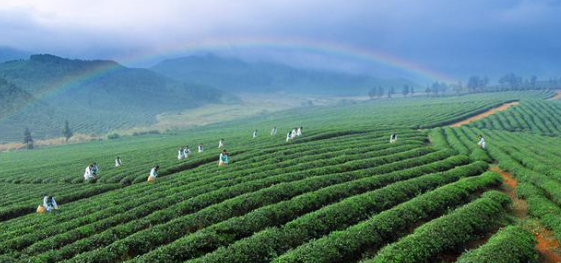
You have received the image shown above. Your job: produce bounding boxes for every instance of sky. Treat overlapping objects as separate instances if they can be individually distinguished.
[0,0,560,83]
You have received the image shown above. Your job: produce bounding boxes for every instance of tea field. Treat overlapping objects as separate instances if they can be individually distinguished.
[1,90,560,263]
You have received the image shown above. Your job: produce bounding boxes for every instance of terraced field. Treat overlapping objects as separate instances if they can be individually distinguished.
[431,98,561,261]
[468,99,561,136]
[0,90,559,263]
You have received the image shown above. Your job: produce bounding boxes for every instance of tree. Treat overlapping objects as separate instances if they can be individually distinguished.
[377,86,385,98]
[467,76,480,93]
[368,87,380,99]
[548,78,556,90]
[62,120,73,143]
[402,85,410,97]
[439,82,449,93]
[499,73,522,91]
[23,127,33,149]
[530,75,537,88]
[387,87,395,98]
[425,86,431,97]
[482,76,489,90]
[431,82,441,96]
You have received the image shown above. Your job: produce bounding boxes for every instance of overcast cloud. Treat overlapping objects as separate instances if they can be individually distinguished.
[0,0,560,82]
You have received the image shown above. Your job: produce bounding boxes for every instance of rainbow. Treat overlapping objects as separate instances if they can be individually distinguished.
[118,36,455,82]
[1,36,456,122]
[0,59,126,122]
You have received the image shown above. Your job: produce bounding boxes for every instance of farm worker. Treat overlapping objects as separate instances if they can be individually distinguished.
[183,146,191,158]
[84,164,94,180]
[291,128,297,139]
[286,131,293,142]
[296,127,303,136]
[42,195,58,213]
[390,133,397,144]
[115,157,122,167]
[148,165,159,182]
[271,126,277,136]
[218,139,224,148]
[178,147,184,160]
[253,130,258,139]
[219,150,230,166]
[198,144,204,153]
[477,135,486,149]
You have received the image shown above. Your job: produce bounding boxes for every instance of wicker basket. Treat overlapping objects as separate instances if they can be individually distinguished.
[37,205,46,213]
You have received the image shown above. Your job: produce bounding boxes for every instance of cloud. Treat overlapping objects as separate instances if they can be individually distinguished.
[0,0,560,81]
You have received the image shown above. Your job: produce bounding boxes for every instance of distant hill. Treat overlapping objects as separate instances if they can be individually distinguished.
[0,54,239,143]
[0,78,36,115]
[151,54,419,95]
[0,47,30,63]
[0,54,238,112]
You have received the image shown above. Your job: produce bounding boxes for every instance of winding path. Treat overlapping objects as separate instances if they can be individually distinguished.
[548,91,561,100]
[450,101,519,127]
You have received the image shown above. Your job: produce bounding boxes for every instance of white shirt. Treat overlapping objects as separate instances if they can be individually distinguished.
[43,196,58,210]
[150,168,158,178]
[84,166,92,179]
[115,159,122,167]
[478,138,486,147]
[218,140,224,148]
[198,146,204,152]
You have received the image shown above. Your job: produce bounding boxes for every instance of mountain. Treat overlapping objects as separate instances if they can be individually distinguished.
[0,54,239,143]
[0,47,30,63]
[151,54,419,95]
[0,78,35,114]
[0,54,238,112]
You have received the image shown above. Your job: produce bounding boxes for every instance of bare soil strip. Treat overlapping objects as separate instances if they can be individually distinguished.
[450,101,520,127]
[548,91,561,100]
[490,166,561,263]
[0,134,101,152]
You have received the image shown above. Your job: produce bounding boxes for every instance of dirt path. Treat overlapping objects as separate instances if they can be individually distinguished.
[548,91,561,100]
[489,166,561,263]
[450,101,520,128]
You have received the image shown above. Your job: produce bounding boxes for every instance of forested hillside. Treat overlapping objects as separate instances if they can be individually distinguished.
[0,78,35,114]
[0,55,239,143]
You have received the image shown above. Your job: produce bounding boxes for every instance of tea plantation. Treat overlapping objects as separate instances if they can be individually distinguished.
[1,90,559,263]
